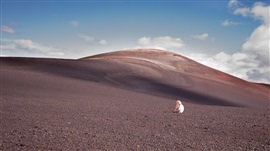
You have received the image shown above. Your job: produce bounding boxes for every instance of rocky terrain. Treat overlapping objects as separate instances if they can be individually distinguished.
[1,49,269,150]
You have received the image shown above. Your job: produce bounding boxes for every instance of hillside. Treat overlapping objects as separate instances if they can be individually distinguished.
[1,49,269,150]
[81,49,269,108]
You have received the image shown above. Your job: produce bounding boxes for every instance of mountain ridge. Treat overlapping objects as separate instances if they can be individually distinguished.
[2,49,269,108]
[80,49,269,108]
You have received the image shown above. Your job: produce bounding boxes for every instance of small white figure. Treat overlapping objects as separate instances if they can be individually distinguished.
[173,100,184,113]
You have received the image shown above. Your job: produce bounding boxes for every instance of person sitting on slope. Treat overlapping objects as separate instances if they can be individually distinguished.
[173,100,184,113]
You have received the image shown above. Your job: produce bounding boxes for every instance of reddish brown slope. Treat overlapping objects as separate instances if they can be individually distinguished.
[2,49,269,108]
[1,50,270,150]
[81,49,269,108]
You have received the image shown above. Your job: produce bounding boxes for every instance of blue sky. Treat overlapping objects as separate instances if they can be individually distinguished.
[1,0,269,83]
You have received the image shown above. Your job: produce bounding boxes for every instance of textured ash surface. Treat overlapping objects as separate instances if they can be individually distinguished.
[1,50,270,150]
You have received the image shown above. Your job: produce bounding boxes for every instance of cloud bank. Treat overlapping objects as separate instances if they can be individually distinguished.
[190,0,269,84]
[77,33,108,45]
[221,19,242,26]
[137,36,184,49]
[1,25,16,34]
[192,33,210,40]
[1,39,65,56]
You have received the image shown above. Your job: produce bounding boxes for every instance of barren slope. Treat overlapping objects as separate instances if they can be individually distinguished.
[1,49,270,150]
[81,49,269,108]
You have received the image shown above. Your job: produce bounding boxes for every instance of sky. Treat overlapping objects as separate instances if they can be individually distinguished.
[1,0,269,84]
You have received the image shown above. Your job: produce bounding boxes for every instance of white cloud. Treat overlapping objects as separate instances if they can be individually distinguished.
[228,0,269,25]
[234,7,251,17]
[77,33,108,45]
[228,1,270,67]
[137,36,184,49]
[237,1,270,67]
[1,25,16,34]
[192,33,212,40]
[187,51,268,83]
[214,52,231,62]
[228,0,238,8]
[188,53,231,74]
[228,0,251,17]
[1,39,65,56]
[99,40,108,45]
[69,20,79,27]
[251,2,270,25]
[188,1,270,84]
[221,19,242,26]
[242,24,269,67]
[77,34,95,42]
[191,33,215,41]
[246,68,270,83]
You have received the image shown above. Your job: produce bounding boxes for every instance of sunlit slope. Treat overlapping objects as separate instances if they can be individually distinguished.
[81,49,269,108]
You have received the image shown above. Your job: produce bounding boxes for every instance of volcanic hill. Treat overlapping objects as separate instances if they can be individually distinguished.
[1,49,269,150]
[81,49,269,108]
